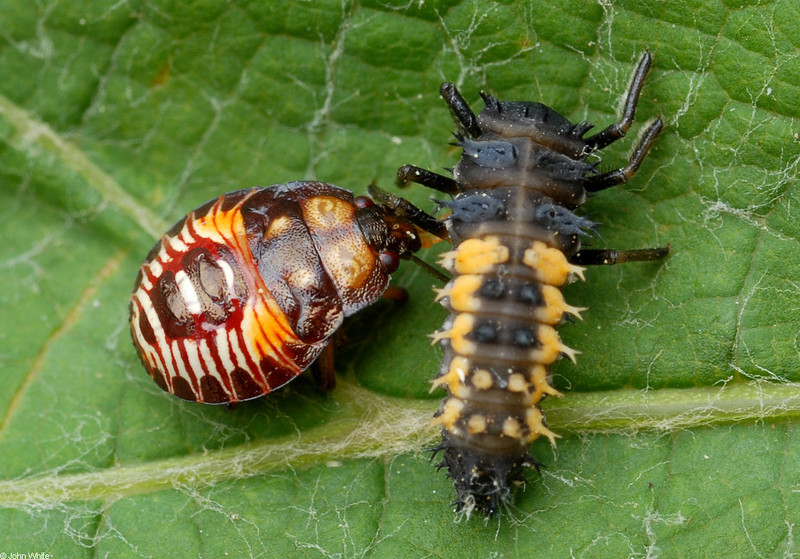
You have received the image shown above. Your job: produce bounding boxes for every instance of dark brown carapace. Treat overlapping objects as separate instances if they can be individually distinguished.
[391,51,669,516]
[129,181,420,404]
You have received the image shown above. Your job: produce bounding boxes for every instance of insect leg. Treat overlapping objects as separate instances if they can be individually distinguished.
[583,51,654,151]
[369,183,450,241]
[584,117,663,192]
[440,82,483,138]
[381,285,410,303]
[311,343,337,391]
[396,164,460,195]
[571,245,669,265]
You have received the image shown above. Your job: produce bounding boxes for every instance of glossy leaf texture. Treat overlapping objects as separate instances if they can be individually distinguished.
[2,0,800,557]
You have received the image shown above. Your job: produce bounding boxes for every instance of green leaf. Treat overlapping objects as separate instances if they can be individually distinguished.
[2,0,799,556]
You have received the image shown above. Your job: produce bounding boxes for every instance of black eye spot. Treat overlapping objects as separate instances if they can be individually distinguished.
[517,284,542,306]
[471,321,499,343]
[479,279,505,299]
[511,327,536,348]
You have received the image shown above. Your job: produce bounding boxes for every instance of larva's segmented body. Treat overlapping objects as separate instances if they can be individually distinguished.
[431,230,587,514]
[391,51,669,516]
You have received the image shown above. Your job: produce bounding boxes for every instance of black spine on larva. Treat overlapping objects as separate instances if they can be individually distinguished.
[429,57,658,516]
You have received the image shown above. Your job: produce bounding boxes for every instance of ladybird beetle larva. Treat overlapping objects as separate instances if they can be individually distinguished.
[129,181,423,404]
[379,51,670,516]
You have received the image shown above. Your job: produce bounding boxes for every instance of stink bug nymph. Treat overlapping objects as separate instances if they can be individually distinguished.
[129,181,421,404]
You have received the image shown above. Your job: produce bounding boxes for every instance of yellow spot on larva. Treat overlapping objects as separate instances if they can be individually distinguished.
[530,364,562,400]
[433,397,465,431]
[528,325,562,364]
[446,275,484,311]
[537,285,586,324]
[467,414,487,435]
[471,368,493,390]
[502,417,523,440]
[507,373,528,393]
[525,325,580,365]
[525,407,559,446]
[449,356,469,384]
[439,237,509,274]
[431,356,472,394]
[431,356,469,398]
[192,203,243,246]
[431,314,477,356]
[450,383,472,399]
[448,314,478,356]
[523,240,585,285]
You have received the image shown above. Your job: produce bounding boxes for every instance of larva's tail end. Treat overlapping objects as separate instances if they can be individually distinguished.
[434,433,539,518]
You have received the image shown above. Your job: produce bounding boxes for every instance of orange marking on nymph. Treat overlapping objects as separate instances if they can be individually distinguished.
[186,192,302,378]
[216,199,301,371]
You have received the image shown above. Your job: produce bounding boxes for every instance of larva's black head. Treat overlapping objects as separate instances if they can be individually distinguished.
[476,93,592,160]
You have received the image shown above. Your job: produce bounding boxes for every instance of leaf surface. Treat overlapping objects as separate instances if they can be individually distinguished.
[2,0,799,557]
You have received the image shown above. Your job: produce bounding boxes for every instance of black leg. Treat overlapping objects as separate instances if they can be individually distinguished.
[381,285,410,303]
[572,245,670,265]
[585,117,663,193]
[440,82,482,138]
[410,254,450,284]
[396,164,460,196]
[368,184,451,241]
[583,51,654,151]
[311,343,337,391]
